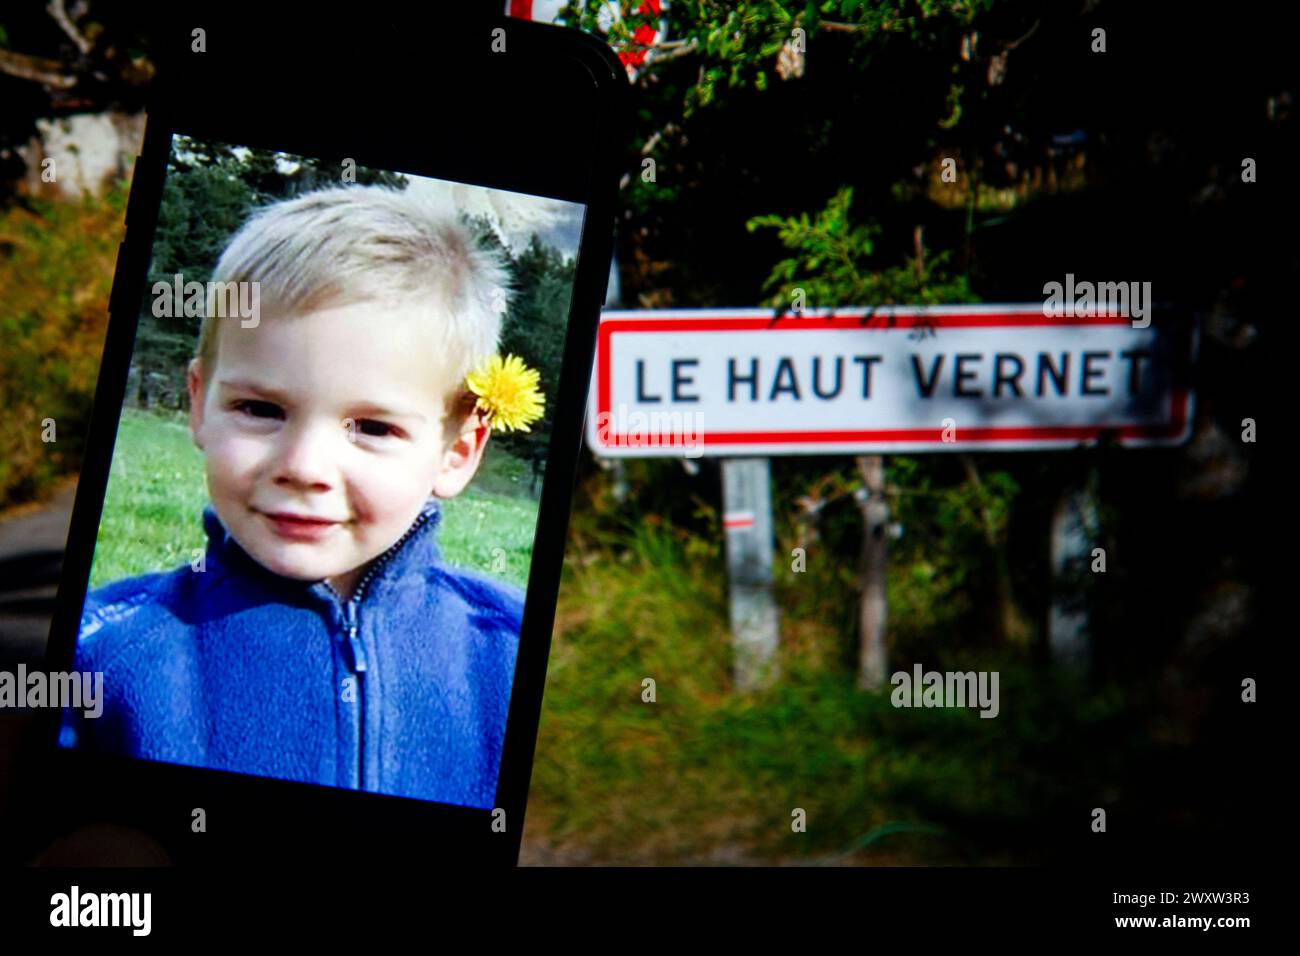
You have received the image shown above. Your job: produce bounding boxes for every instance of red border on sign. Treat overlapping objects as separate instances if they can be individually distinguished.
[593,312,1191,446]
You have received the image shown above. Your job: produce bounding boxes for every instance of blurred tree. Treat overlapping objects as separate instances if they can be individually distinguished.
[492,231,577,492]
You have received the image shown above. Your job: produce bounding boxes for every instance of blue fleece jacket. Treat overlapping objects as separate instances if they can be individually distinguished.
[59,497,523,810]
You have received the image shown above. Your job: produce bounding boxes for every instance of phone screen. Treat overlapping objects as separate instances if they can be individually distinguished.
[57,132,586,811]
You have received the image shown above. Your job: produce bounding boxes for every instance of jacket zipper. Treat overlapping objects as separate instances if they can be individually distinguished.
[334,505,439,791]
[343,600,366,671]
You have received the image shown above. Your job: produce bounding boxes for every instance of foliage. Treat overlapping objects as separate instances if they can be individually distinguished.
[0,184,125,507]
[533,492,1137,864]
[559,0,994,118]
[747,185,974,310]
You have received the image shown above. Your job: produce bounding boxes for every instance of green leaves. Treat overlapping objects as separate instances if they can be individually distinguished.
[747,185,973,313]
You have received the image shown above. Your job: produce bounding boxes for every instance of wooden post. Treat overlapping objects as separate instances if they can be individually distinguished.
[722,458,780,691]
[1048,468,1099,667]
[856,456,889,690]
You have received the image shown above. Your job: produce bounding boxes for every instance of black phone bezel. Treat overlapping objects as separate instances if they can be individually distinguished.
[25,6,628,867]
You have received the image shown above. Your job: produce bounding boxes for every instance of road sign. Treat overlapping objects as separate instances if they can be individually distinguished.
[584,306,1197,457]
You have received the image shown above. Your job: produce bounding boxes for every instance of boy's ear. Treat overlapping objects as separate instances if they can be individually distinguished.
[186,358,206,450]
[431,406,492,499]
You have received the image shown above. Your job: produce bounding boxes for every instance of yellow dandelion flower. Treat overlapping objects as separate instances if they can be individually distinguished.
[465,353,545,433]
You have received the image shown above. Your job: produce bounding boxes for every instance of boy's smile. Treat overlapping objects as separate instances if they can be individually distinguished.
[187,299,491,601]
[259,511,345,541]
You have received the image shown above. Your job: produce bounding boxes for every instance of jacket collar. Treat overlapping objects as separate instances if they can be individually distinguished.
[201,498,444,608]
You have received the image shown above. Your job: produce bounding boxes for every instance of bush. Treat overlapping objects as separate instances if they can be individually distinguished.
[0,185,126,508]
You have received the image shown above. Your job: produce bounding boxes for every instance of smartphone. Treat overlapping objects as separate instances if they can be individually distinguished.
[28,6,627,866]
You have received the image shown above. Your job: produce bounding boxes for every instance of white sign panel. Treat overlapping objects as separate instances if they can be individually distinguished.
[584,306,1197,457]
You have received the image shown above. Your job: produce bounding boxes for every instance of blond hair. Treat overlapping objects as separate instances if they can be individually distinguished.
[196,185,511,401]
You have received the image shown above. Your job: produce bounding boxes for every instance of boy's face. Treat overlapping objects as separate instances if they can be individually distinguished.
[187,299,491,601]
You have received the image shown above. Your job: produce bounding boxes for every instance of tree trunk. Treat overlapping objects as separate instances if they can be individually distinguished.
[960,455,1030,646]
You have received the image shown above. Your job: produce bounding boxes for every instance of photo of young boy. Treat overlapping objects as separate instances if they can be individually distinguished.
[58,146,581,810]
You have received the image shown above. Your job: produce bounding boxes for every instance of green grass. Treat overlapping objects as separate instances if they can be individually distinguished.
[439,443,540,589]
[89,410,210,588]
[523,487,1139,865]
[89,406,538,591]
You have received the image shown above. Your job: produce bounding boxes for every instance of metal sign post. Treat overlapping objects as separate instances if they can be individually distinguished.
[722,458,780,690]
